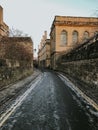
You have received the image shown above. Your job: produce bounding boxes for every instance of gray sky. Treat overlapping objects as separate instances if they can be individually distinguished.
[0,0,98,56]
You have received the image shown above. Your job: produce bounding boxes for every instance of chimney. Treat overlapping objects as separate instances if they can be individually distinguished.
[0,6,3,23]
[44,31,47,40]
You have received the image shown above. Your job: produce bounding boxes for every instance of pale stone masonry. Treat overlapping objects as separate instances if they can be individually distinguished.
[50,16,98,69]
[38,31,51,68]
[0,6,9,37]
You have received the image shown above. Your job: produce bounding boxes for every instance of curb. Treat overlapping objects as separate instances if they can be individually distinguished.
[58,73,98,112]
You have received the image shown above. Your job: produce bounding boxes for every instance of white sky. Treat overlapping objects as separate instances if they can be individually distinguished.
[0,0,98,56]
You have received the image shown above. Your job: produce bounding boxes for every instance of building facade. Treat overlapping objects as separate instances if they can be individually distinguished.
[50,16,98,69]
[38,31,51,68]
[0,6,9,37]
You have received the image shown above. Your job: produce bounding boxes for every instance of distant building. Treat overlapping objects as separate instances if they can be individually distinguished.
[0,6,9,37]
[38,31,51,68]
[50,16,98,69]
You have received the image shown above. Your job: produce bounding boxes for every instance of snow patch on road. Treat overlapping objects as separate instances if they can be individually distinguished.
[0,75,42,128]
[58,73,98,116]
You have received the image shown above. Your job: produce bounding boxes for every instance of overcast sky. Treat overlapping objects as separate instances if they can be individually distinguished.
[0,0,98,55]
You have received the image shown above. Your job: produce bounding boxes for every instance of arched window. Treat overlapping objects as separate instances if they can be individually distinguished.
[83,31,89,40]
[72,31,78,44]
[60,30,67,46]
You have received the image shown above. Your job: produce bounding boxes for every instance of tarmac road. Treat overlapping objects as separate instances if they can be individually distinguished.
[0,70,98,130]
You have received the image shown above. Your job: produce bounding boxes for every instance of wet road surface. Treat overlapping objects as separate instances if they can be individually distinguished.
[0,71,98,130]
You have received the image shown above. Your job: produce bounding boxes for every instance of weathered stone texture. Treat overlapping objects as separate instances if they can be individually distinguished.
[0,6,9,36]
[0,37,33,87]
[0,37,33,67]
[57,40,98,103]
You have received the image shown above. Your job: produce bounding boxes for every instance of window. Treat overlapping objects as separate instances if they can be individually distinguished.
[72,31,78,44]
[61,30,67,46]
[83,31,89,40]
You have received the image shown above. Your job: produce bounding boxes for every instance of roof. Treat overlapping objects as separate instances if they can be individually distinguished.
[50,15,98,35]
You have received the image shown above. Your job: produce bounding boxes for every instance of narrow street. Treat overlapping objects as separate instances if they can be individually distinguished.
[0,70,98,130]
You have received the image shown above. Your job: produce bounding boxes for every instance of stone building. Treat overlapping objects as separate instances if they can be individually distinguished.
[50,16,98,69]
[38,31,51,68]
[0,6,9,37]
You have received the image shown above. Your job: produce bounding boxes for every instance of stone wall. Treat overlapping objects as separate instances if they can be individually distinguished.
[57,59,98,88]
[0,37,33,68]
[0,37,33,88]
[56,39,98,103]
[0,67,33,88]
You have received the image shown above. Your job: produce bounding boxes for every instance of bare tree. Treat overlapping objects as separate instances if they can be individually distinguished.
[9,27,29,37]
[91,9,98,17]
[94,10,98,17]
